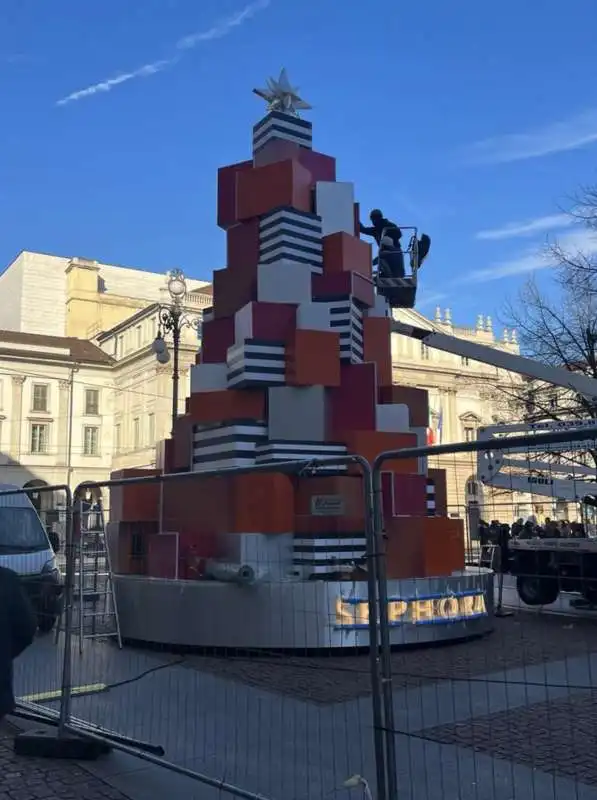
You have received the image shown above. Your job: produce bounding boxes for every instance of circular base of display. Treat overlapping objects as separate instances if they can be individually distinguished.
[113,568,494,651]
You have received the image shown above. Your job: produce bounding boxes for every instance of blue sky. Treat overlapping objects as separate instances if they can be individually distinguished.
[1,0,597,326]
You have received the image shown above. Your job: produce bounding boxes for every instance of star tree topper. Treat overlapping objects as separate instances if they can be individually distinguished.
[253,68,312,117]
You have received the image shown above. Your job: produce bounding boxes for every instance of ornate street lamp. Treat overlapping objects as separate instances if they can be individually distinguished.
[152,269,201,435]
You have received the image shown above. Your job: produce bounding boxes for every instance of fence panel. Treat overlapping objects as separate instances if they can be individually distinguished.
[13,458,391,800]
[372,425,597,800]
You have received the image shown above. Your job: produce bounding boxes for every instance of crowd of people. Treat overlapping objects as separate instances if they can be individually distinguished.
[478,517,590,546]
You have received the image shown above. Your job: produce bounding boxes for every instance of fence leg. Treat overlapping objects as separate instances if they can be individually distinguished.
[372,467,399,800]
[495,535,513,618]
[362,465,388,800]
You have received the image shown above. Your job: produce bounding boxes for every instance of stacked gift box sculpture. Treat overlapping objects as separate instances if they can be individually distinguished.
[109,73,465,586]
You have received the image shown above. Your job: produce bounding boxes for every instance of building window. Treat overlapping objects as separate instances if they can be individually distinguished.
[464,425,477,442]
[136,325,142,349]
[115,423,121,453]
[117,335,124,357]
[30,423,50,454]
[421,343,430,360]
[461,356,470,366]
[85,388,100,415]
[83,426,100,456]
[133,417,140,449]
[147,413,155,443]
[32,384,49,412]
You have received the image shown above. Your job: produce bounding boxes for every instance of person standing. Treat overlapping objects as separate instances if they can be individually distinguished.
[0,566,37,722]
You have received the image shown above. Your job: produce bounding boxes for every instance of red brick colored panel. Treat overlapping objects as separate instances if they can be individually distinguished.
[147,534,179,579]
[286,329,341,386]
[109,469,160,523]
[294,475,364,517]
[322,232,372,279]
[329,362,377,436]
[212,267,257,319]
[392,473,428,516]
[253,139,337,183]
[236,159,313,220]
[200,316,235,363]
[353,202,360,236]
[428,468,448,515]
[187,389,266,425]
[341,430,419,474]
[378,385,429,428]
[384,516,464,579]
[242,301,297,343]
[226,219,260,275]
[363,317,392,388]
[312,271,375,308]
[217,160,254,230]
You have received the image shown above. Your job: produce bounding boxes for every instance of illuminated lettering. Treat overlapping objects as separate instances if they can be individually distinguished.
[411,599,434,623]
[438,597,460,617]
[334,591,488,629]
[388,600,408,623]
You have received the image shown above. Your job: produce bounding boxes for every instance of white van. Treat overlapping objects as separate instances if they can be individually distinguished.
[0,483,63,632]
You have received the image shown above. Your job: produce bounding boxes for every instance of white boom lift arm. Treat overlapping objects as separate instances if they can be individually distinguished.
[391,320,597,502]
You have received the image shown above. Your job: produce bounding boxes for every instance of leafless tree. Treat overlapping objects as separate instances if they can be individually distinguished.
[494,186,597,468]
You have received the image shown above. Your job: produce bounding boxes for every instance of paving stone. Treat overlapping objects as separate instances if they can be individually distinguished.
[421,689,597,786]
[182,611,597,704]
[0,723,132,800]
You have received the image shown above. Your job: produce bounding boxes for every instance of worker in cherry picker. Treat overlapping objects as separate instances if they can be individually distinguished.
[360,209,431,278]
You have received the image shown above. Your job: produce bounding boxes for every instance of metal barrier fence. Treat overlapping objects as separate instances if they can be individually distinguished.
[4,426,597,799]
[3,457,391,800]
[372,425,597,800]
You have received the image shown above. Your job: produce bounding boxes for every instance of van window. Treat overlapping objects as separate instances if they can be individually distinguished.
[0,507,49,552]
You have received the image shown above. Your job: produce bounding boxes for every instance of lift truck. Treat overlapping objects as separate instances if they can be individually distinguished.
[387,314,597,608]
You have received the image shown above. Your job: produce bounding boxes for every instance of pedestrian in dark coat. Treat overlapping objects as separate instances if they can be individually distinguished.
[0,566,37,721]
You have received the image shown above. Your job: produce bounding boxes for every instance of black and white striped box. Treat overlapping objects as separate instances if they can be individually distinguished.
[253,111,313,155]
[226,339,286,389]
[192,420,268,472]
[259,207,323,271]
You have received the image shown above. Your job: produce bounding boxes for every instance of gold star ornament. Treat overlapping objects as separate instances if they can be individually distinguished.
[253,68,312,117]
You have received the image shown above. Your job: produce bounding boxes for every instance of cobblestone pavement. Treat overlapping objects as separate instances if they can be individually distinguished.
[183,611,597,704]
[421,689,597,786]
[0,721,131,800]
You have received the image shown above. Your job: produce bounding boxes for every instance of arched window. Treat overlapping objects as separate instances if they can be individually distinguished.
[466,478,479,499]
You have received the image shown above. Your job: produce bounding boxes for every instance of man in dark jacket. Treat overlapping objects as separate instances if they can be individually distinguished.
[0,566,37,721]
[360,209,402,247]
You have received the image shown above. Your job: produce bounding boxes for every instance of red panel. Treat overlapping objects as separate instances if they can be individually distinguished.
[286,329,341,386]
[363,317,392,388]
[353,202,360,236]
[312,271,375,308]
[253,139,336,183]
[392,474,428,516]
[381,472,394,520]
[200,316,235,363]
[428,469,448,515]
[109,469,160,523]
[147,534,179,579]
[378,385,429,427]
[226,219,260,275]
[171,415,193,471]
[187,389,266,424]
[244,301,297,342]
[213,267,257,319]
[329,362,377,436]
[322,232,372,278]
[217,160,254,230]
[236,159,313,220]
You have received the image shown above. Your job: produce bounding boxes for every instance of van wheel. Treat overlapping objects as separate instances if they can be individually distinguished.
[37,614,58,634]
[516,575,559,606]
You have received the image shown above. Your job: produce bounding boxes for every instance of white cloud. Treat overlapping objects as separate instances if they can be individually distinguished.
[466,109,597,164]
[55,0,270,107]
[467,229,597,283]
[177,0,270,48]
[416,289,449,308]
[56,59,172,106]
[475,214,573,241]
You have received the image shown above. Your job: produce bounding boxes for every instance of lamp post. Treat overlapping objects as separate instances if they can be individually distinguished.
[152,269,202,436]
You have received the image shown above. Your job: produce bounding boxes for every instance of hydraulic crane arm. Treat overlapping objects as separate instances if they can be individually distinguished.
[391,320,597,402]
